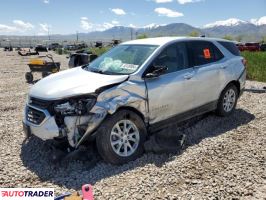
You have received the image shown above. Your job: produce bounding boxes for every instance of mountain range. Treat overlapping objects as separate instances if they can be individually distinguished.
[61,18,266,42]
[1,18,266,44]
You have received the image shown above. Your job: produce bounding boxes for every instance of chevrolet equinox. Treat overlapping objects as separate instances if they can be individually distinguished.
[23,37,246,164]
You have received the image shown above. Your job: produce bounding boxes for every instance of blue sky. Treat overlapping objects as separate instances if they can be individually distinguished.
[0,0,265,35]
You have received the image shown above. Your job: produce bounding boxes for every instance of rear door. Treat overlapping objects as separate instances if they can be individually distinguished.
[187,41,225,107]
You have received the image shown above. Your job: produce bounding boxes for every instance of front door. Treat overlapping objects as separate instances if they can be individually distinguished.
[145,42,197,125]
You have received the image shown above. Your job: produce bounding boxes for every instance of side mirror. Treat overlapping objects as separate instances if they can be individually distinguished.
[145,65,168,78]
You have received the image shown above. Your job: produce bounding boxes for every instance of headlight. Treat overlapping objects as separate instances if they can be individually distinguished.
[54,97,96,115]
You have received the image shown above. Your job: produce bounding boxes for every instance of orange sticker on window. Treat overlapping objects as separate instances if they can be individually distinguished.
[203,48,211,59]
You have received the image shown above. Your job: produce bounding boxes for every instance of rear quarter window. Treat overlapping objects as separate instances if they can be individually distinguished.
[187,41,224,66]
[218,41,240,56]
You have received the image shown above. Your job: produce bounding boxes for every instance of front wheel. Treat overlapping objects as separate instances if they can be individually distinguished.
[96,110,147,165]
[216,84,238,116]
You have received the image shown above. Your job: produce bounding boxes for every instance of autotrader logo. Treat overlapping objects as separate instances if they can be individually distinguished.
[0,188,54,200]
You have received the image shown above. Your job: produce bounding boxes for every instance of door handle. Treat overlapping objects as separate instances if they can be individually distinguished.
[183,73,194,80]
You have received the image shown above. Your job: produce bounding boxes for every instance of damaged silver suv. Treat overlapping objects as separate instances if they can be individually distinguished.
[23,37,246,164]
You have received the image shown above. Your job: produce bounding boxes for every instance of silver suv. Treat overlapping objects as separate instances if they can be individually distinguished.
[23,37,246,164]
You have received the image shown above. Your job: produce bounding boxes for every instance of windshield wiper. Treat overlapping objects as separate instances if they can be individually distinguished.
[88,67,104,74]
[87,67,125,75]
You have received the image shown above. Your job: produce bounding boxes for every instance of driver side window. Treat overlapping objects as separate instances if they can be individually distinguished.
[153,42,189,74]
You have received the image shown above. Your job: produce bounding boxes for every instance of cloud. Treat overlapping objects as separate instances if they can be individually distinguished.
[13,20,34,31]
[80,17,119,32]
[43,0,49,4]
[0,24,17,33]
[129,24,136,28]
[177,0,203,4]
[80,17,93,30]
[39,23,51,32]
[250,16,266,26]
[112,20,120,25]
[0,20,34,34]
[154,0,173,3]
[111,8,126,15]
[154,7,184,17]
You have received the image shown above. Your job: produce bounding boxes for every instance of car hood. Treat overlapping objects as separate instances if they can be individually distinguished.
[29,67,128,100]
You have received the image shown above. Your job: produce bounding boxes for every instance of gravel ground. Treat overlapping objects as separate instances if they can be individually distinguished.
[0,49,265,199]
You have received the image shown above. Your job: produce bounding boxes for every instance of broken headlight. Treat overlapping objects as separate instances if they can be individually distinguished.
[54,97,96,115]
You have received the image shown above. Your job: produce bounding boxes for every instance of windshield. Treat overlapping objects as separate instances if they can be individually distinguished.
[86,44,158,75]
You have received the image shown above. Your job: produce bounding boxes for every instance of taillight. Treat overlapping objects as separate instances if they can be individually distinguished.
[242,58,247,69]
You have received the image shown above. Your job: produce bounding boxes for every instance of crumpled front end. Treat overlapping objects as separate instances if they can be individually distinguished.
[23,79,148,148]
[23,105,60,139]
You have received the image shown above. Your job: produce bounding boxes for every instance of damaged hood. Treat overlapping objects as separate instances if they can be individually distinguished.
[29,67,128,100]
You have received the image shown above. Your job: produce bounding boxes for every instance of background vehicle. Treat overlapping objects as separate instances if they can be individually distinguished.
[68,52,98,68]
[236,42,261,52]
[244,42,260,51]
[236,43,246,51]
[48,43,62,51]
[23,37,246,165]
[35,44,48,52]
[260,43,266,51]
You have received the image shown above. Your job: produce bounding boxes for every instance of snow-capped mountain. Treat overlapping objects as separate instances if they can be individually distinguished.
[143,23,160,29]
[204,16,266,28]
[201,16,266,40]
[203,18,249,28]
[250,16,266,26]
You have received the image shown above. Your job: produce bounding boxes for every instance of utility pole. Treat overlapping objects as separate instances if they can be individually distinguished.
[48,26,51,41]
[130,28,133,40]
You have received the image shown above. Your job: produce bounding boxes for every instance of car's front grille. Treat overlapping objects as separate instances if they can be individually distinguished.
[26,106,46,125]
[29,97,52,109]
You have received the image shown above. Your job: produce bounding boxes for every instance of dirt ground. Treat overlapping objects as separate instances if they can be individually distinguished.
[0,49,265,199]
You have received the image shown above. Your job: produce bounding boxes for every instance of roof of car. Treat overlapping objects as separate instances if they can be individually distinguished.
[122,36,231,46]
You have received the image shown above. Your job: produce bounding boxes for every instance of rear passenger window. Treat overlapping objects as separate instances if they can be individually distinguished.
[218,41,240,56]
[153,42,189,74]
[187,41,224,66]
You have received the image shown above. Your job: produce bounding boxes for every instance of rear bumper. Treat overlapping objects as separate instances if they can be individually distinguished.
[238,69,246,97]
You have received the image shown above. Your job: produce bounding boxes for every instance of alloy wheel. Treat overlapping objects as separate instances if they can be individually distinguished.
[110,120,140,157]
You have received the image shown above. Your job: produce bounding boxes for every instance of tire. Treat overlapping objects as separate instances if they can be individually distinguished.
[96,110,147,165]
[25,72,33,83]
[216,84,238,117]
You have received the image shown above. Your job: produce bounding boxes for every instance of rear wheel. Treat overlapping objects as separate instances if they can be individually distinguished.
[96,110,147,165]
[216,84,238,116]
[25,72,33,83]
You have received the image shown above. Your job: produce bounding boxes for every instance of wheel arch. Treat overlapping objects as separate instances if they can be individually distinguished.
[225,80,240,96]
[116,106,147,125]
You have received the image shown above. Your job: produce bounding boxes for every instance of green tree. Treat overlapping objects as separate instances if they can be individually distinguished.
[222,35,233,41]
[137,33,148,39]
[261,35,266,43]
[188,31,199,37]
[235,35,243,42]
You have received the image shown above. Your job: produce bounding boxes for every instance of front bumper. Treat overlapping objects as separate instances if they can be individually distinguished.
[23,105,60,140]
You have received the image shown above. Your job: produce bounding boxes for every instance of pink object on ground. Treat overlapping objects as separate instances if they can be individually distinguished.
[82,184,94,200]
